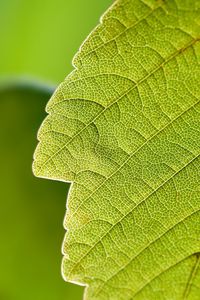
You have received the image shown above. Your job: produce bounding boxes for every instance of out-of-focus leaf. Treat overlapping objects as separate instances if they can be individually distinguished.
[0,84,83,300]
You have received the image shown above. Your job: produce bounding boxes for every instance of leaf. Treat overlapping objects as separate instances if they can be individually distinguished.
[0,84,83,300]
[33,0,200,299]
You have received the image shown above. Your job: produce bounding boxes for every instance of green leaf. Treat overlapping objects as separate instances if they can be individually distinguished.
[0,85,83,300]
[33,0,200,299]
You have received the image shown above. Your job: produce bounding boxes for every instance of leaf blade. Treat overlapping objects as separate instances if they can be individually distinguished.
[33,0,200,299]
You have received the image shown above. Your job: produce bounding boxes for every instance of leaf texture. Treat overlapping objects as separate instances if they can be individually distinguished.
[33,0,200,299]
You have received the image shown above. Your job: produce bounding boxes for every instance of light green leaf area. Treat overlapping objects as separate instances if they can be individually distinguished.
[33,0,200,299]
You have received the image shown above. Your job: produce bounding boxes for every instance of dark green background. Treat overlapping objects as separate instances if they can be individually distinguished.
[0,1,111,299]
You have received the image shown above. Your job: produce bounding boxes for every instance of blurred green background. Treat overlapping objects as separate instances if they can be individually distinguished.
[0,1,111,299]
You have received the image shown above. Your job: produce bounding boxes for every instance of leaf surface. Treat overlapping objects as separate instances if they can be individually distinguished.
[33,0,200,299]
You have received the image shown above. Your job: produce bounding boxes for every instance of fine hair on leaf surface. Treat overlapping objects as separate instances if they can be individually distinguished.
[33,0,200,299]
